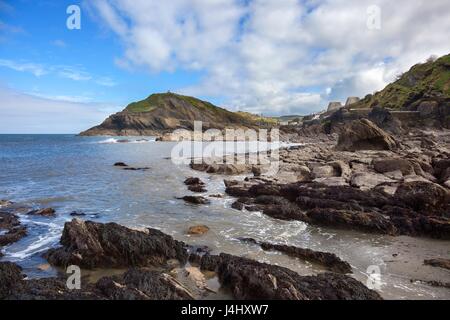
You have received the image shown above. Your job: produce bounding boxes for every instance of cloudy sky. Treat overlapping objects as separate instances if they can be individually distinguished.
[0,0,449,133]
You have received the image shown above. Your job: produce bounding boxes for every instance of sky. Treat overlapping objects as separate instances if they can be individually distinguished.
[0,0,449,133]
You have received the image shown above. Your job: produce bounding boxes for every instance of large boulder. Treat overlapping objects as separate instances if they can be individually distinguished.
[373,158,415,175]
[197,253,381,300]
[0,262,23,299]
[394,181,450,215]
[336,119,397,151]
[0,212,27,247]
[44,219,188,269]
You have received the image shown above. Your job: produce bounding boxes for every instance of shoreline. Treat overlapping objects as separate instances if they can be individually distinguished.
[1,123,450,300]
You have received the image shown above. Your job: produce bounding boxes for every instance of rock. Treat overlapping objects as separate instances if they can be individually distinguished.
[187,225,210,235]
[424,258,450,270]
[394,181,450,215]
[417,101,439,117]
[432,159,450,182]
[183,266,207,290]
[2,261,193,300]
[0,200,13,207]
[313,177,348,186]
[122,167,150,171]
[350,172,394,190]
[191,162,251,175]
[69,211,86,216]
[0,262,23,299]
[113,162,128,167]
[96,269,194,300]
[336,119,397,151]
[373,158,415,175]
[383,170,403,180]
[188,185,207,193]
[44,219,188,269]
[37,263,51,271]
[184,177,204,186]
[209,194,223,198]
[329,161,352,179]
[179,196,210,205]
[410,279,450,289]
[198,253,381,300]
[312,165,337,178]
[241,239,352,274]
[0,212,27,247]
[27,208,56,217]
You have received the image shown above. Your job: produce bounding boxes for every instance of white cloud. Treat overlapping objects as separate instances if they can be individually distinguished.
[0,59,46,76]
[0,86,117,134]
[0,58,117,86]
[57,66,92,81]
[89,0,450,115]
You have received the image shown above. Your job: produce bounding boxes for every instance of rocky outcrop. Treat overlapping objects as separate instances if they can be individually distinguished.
[228,180,450,239]
[194,253,381,300]
[44,219,188,269]
[0,211,27,248]
[0,262,23,299]
[27,208,56,217]
[95,269,194,300]
[239,238,352,274]
[187,225,210,235]
[0,262,193,300]
[336,119,398,151]
[179,196,210,205]
[80,92,260,136]
[424,258,450,270]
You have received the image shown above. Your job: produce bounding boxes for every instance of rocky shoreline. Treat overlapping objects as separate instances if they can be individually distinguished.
[0,218,381,300]
[1,119,449,300]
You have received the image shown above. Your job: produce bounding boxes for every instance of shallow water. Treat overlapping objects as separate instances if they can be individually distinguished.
[0,134,449,299]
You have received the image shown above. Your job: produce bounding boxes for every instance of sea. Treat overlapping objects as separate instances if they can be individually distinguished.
[0,134,449,299]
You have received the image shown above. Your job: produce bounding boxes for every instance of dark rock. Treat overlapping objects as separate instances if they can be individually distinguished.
[231,201,245,210]
[179,196,210,205]
[394,181,450,215]
[188,185,207,193]
[122,167,150,171]
[69,211,86,216]
[44,219,188,269]
[262,243,351,274]
[113,162,128,167]
[0,212,27,247]
[0,262,23,299]
[336,119,398,151]
[424,258,450,270]
[239,238,352,273]
[373,158,415,175]
[95,269,194,300]
[27,208,56,217]
[198,253,381,300]
[184,177,204,186]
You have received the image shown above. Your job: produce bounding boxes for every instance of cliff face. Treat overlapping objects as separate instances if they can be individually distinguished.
[80,93,260,136]
[350,53,450,128]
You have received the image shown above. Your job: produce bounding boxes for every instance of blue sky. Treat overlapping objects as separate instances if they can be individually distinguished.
[0,0,449,133]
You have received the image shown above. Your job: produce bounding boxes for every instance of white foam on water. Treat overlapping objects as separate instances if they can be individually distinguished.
[5,216,63,260]
[97,138,154,144]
